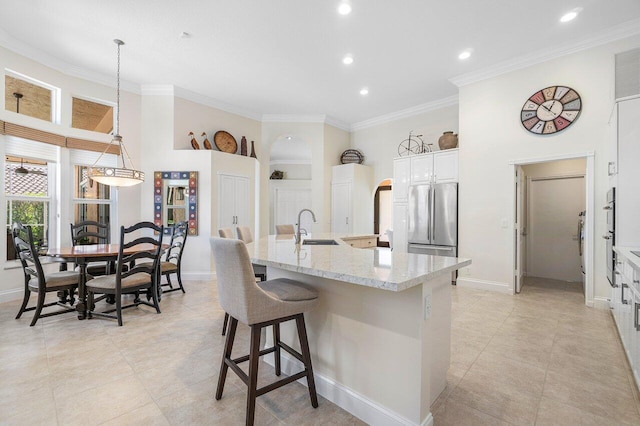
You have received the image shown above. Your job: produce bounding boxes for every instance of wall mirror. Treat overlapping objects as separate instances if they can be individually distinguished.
[154,171,198,235]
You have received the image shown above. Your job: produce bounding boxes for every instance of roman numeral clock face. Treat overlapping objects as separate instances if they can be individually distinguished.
[521,86,582,135]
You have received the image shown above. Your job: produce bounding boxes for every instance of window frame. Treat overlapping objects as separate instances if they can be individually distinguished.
[5,68,61,125]
[5,159,56,261]
[70,93,116,135]
[71,163,115,240]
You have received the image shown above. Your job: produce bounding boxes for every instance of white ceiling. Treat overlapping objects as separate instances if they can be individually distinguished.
[0,0,639,126]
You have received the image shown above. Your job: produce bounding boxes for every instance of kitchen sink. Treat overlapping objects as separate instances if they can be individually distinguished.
[302,239,339,246]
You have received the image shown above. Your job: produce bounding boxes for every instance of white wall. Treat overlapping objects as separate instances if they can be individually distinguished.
[141,93,259,278]
[269,163,311,180]
[457,34,640,302]
[350,105,459,185]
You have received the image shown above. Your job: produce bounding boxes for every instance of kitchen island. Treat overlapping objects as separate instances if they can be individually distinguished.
[246,234,471,426]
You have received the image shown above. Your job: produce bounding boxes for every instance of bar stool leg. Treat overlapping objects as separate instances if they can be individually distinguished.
[216,317,238,400]
[273,323,281,376]
[296,314,318,408]
[247,324,262,426]
[222,312,229,336]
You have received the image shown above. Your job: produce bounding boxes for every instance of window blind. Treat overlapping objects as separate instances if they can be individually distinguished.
[4,122,65,147]
[69,148,117,167]
[66,137,120,155]
[5,135,59,162]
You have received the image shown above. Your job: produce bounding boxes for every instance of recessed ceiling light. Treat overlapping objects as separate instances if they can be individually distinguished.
[360,88,369,96]
[458,49,472,60]
[342,55,354,65]
[338,2,351,15]
[560,8,582,23]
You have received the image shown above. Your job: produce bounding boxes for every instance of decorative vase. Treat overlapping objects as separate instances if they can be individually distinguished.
[438,131,458,150]
[240,136,247,156]
[250,141,257,159]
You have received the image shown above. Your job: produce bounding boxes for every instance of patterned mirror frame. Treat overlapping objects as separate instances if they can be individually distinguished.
[154,171,198,235]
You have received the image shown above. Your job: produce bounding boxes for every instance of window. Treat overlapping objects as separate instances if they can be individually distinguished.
[73,165,112,240]
[5,157,51,259]
[4,72,58,123]
[71,97,114,134]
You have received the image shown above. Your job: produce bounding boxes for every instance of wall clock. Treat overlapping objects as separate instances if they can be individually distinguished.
[521,86,581,135]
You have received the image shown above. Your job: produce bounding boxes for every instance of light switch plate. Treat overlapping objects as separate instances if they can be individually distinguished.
[424,291,432,320]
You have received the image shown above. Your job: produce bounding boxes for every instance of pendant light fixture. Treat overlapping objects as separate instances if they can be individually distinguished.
[88,39,144,187]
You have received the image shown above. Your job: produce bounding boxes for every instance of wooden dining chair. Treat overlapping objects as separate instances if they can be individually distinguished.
[70,221,113,276]
[275,224,295,235]
[12,222,81,326]
[160,221,188,294]
[86,222,164,326]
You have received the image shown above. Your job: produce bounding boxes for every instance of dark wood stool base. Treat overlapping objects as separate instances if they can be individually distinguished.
[216,313,318,426]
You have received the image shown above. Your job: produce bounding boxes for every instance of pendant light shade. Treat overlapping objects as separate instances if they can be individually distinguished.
[88,39,144,187]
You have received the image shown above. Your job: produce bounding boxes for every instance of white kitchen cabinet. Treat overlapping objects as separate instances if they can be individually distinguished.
[331,164,374,234]
[393,158,411,202]
[407,149,459,185]
[410,155,433,184]
[218,173,250,232]
[612,247,640,390]
[433,150,459,183]
[615,98,640,247]
[331,182,351,233]
[392,203,408,253]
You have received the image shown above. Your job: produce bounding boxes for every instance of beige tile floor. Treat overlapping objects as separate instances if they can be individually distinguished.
[1,277,639,425]
[434,276,640,426]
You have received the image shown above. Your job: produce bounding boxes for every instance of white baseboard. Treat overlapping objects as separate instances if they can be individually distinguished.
[263,352,432,426]
[592,296,611,310]
[456,277,513,294]
[0,288,22,304]
[181,271,215,281]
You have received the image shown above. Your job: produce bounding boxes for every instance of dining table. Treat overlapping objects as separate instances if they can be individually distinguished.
[47,243,166,319]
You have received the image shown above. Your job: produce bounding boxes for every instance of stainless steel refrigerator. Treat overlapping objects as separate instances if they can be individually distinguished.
[407,183,458,257]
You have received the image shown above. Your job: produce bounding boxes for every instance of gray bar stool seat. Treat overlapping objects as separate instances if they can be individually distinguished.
[210,237,319,426]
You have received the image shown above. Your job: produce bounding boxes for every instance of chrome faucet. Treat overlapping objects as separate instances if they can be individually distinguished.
[296,209,317,244]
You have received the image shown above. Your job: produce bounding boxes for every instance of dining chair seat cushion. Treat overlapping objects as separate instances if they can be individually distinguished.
[257,278,318,302]
[160,261,178,273]
[87,272,151,291]
[28,271,81,290]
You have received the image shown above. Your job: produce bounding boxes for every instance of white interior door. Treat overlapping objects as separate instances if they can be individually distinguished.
[331,182,351,233]
[274,188,313,234]
[234,176,250,228]
[527,176,585,282]
[515,166,525,293]
[219,174,237,230]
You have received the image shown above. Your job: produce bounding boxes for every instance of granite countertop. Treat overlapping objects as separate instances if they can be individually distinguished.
[246,233,471,292]
[614,246,640,271]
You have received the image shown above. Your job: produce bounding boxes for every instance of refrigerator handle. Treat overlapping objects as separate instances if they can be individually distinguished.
[431,186,435,243]
[427,187,431,242]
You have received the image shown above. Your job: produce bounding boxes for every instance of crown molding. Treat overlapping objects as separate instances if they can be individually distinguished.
[262,114,327,123]
[0,29,141,94]
[350,95,459,132]
[261,114,350,131]
[450,18,640,88]
[324,116,351,132]
[140,85,174,96]
[173,86,263,121]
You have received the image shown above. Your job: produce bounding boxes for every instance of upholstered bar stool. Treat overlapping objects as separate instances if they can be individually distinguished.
[219,227,267,336]
[210,237,319,426]
[275,224,295,235]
